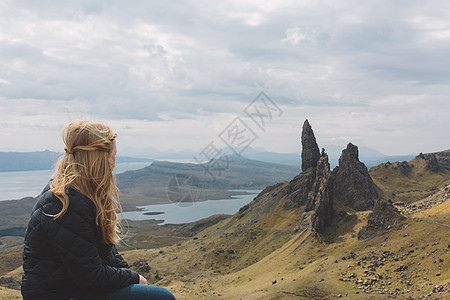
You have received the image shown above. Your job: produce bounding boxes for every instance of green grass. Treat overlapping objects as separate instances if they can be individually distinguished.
[370,156,450,204]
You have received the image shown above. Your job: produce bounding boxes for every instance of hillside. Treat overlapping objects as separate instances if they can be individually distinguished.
[116,184,449,299]
[435,150,450,171]
[117,156,300,210]
[370,152,450,204]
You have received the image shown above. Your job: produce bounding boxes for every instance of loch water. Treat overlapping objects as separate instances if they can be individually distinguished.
[122,190,260,225]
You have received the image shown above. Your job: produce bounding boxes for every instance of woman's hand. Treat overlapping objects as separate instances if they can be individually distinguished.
[139,274,148,285]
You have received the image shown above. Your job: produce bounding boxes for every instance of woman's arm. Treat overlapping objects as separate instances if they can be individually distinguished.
[111,244,130,268]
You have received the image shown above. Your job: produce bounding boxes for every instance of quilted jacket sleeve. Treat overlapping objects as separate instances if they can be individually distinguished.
[45,201,139,292]
[112,245,130,268]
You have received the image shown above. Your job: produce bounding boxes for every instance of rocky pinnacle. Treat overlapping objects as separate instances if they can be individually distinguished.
[332,143,378,211]
[301,120,320,172]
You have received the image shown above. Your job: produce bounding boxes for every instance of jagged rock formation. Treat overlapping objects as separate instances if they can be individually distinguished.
[307,153,334,232]
[243,121,382,234]
[357,200,405,239]
[283,120,320,210]
[301,120,320,172]
[416,152,440,172]
[295,123,380,232]
[332,143,378,211]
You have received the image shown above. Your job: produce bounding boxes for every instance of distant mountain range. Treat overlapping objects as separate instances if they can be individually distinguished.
[0,150,153,172]
[121,145,415,169]
[0,145,414,172]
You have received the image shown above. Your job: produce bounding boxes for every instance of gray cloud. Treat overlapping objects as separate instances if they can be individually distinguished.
[0,0,449,154]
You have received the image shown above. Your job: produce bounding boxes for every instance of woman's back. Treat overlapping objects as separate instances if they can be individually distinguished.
[21,120,175,300]
[22,186,139,299]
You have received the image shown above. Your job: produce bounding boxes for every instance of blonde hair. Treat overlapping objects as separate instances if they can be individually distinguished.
[50,119,122,244]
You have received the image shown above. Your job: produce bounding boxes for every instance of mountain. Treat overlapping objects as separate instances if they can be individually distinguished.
[0,150,61,172]
[121,143,415,168]
[235,145,414,169]
[1,145,414,172]
[155,149,198,160]
[115,156,153,164]
[0,151,152,172]
[369,151,450,204]
[119,146,164,158]
[116,155,300,210]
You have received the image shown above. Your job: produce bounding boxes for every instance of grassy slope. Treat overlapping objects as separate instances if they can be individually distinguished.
[116,175,449,299]
[0,288,21,299]
[0,197,36,231]
[120,200,449,299]
[370,155,450,204]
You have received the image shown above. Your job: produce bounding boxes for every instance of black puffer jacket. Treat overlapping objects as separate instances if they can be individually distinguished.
[22,185,139,300]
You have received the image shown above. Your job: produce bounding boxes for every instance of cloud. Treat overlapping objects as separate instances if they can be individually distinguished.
[0,0,449,155]
[282,27,318,45]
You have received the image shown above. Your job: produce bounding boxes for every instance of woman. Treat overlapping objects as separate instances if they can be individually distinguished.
[21,120,175,300]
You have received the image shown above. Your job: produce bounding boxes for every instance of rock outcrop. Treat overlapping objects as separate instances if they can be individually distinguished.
[307,153,334,232]
[357,200,405,239]
[264,121,384,235]
[434,150,450,171]
[283,120,320,210]
[282,169,316,210]
[332,143,378,211]
[416,152,440,172]
[294,122,380,233]
[301,120,320,172]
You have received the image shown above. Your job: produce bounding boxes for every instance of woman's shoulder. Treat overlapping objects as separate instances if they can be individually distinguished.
[59,188,97,218]
[33,189,61,215]
[33,187,96,219]
[66,187,96,207]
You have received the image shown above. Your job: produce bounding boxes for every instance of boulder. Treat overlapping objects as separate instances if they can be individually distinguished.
[357,200,405,239]
[416,152,440,172]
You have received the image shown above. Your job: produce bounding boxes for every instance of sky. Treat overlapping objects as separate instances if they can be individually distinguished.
[0,0,449,156]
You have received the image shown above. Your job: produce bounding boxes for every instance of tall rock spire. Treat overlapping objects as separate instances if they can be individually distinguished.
[308,152,334,232]
[301,120,320,172]
[332,143,378,211]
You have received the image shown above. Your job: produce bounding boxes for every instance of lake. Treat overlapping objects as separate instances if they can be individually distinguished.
[1,164,261,225]
[122,190,260,225]
[0,162,151,201]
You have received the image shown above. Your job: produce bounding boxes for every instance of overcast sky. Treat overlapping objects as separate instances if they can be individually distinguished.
[0,0,449,156]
